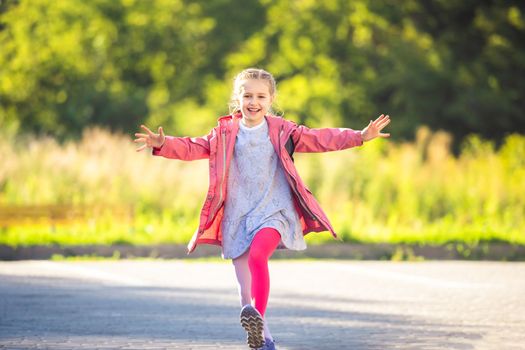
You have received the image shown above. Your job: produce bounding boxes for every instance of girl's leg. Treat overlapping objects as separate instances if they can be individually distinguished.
[233,243,276,343]
[248,227,281,318]
[232,250,252,306]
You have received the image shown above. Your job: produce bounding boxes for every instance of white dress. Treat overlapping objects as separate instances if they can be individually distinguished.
[220,118,307,259]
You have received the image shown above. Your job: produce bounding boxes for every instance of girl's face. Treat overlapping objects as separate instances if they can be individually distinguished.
[238,79,273,127]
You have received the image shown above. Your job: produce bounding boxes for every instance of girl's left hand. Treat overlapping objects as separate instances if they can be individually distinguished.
[361,114,391,142]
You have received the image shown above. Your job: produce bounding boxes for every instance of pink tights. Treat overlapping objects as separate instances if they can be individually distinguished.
[232,227,281,317]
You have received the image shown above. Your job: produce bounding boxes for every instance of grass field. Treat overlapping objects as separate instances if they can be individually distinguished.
[1,126,524,247]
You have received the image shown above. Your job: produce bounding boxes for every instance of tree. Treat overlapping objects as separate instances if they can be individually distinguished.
[0,0,216,139]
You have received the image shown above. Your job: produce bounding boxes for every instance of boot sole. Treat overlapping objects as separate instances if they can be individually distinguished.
[240,306,264,349]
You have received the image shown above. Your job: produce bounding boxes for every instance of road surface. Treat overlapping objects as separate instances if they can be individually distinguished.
[0,260,524,349]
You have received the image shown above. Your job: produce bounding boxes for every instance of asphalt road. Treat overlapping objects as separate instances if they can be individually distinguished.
[0,260,524,349]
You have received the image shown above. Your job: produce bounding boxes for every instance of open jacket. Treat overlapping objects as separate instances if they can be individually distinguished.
[152,113,363,253]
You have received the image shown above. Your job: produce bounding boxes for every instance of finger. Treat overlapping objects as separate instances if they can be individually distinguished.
[136,144,147,152]
[134,133,149,138]
[377,118,391,130]
[158,126,164,137]
[377,115,390,125]
[374,114,385,122]
[133,138,147,143]
[140,124,155,136]
[379,133,391,138]
[375,114,390,125]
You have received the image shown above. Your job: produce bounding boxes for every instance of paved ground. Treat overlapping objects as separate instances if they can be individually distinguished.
[0,260,524,350]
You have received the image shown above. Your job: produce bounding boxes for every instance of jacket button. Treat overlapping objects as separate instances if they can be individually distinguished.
[207,194,213,200]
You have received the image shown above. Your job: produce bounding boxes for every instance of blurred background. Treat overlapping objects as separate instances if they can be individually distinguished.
[0,0,524,249]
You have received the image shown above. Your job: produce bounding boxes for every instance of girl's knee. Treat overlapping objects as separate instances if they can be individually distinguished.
[248,248,266,268]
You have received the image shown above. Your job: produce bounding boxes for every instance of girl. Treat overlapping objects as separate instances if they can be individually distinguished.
[134,68,390,349]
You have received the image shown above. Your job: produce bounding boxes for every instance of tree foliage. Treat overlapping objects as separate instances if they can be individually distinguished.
[1,0,523,147]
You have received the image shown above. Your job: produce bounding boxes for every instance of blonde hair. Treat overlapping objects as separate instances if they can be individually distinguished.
[228,68,277,115]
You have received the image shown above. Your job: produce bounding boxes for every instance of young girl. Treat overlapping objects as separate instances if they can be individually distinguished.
[134,68,390,349]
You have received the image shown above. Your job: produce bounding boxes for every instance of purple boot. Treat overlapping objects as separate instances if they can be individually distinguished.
[262,338,276,350]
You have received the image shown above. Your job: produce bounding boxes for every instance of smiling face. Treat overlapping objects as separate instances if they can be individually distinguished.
[238,79,274,127]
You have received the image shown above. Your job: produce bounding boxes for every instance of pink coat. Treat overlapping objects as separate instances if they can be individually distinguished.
[152,114,363,253]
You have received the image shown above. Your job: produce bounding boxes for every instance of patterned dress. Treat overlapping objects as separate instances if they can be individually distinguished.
[221,118,306,259]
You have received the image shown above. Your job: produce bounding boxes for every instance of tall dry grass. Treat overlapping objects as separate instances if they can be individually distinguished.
[0,126,523,246]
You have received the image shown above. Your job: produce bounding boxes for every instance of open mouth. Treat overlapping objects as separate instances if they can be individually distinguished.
[247,107,261,113]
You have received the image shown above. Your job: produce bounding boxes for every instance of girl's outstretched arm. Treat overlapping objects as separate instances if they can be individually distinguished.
[134,124,213,161]
[291,114,391,153]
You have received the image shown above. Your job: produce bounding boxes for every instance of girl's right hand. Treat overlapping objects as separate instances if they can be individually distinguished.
[134,125,166,152]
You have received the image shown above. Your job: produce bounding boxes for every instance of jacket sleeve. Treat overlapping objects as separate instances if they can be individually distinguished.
[290,123,363,153]
[151,128,214,161]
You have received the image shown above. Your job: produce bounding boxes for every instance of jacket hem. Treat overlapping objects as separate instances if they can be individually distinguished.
[187,238,222,254]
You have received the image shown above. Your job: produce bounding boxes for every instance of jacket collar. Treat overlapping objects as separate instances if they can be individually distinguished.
[220,114,286,146]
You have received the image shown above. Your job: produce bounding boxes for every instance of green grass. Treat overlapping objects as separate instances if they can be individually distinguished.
[1,126,524,247]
